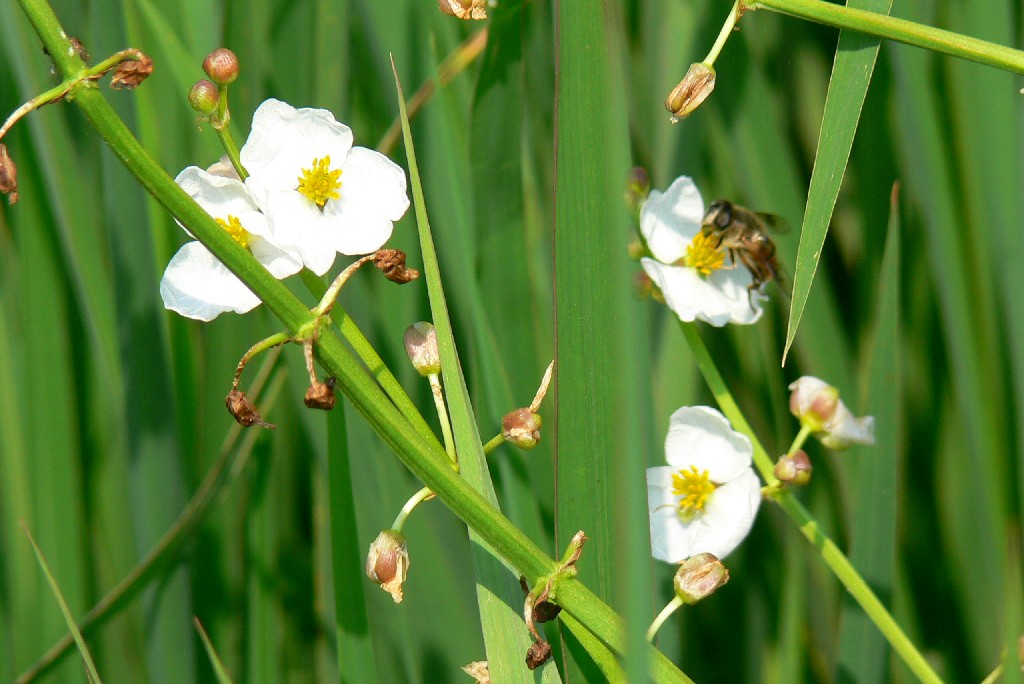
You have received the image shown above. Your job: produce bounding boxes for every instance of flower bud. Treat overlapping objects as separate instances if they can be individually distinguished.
[404,322,440,376]
[774,449,812,486]
[789,376,875,450]
[673,552,729,604]
[525,640,552,670]
[203,48,240,85]
[110,52,154,89]
[0,144,19,205]
[438,0,487,20]
[665,63,716,121]
[502,407,542,449]
[374,248,419,284]
[188,79,220,116]
[366,530,409,603]
[225,389,275,428]
[304,377,337,410]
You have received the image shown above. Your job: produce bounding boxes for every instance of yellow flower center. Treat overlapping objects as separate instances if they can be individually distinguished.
[682,231,725,276]
[296,155,342,207]
[671,465,717,519]
[216,215,250,249]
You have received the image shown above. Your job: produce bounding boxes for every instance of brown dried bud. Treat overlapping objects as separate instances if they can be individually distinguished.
[404,322,440,376]
[366,529,409,603]
[461,661,490,684]
[225,389,275,428]
[111,52,154,89]
[665,63,716,121]
[188,79,220,116]
[774,449,812,485]
[203,48,239,85]
[0,144,18,205]
[374,249,419,284]
[673,552,729,604]
[304,377,337,410]
[519,576,562,623]
[438,0,487,20]
[69,37,90,62]
[525,640,552,670]
[502,407,542,449]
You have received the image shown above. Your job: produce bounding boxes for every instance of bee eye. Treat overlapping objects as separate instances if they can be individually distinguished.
[715,207,732,229]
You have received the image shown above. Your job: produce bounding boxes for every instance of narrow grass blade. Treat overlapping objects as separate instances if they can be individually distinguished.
[393,61,543,683]
[22,523,103,684]
[783,0,894,362]
[194,618,235,684]
[836,182,901,681]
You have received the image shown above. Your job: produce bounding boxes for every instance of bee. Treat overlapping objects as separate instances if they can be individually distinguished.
[700,199,787,308]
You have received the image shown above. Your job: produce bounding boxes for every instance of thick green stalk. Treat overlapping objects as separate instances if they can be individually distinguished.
[743,0,1024,74]
[680,323,941,684]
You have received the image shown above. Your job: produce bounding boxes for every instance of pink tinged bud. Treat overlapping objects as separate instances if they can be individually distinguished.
[774,449,812,485]
[665,63,716,121]
[366,530,409,603]
[203,48,239,85]
[673,552,729,604]
[0,144,18,205]
[404,322,440,376]
[626,166,651,210]
[788,376,875,450]
[188,79,220,116]
[502,407,542,449]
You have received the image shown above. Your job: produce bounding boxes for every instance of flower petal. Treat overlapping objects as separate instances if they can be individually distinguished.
[240,98,354,194]
[160,241,261,321]
[664,406,753,482]
[321,146,410,255]
[691,468,762,559]
[640,176,705,264]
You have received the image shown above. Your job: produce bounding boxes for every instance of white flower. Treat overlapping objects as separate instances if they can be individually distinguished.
[160,166,303,321]
[240,99,410,276]
[647,406,762,562]
[640,176,766,326]
[789,376,875,449]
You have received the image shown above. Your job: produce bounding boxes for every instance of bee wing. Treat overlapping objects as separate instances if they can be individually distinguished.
[754,211,790,234]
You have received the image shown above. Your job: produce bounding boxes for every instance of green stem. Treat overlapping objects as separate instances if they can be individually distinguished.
[743,0,1024,75]
[391,486,435,532]
[214,117,246,180]
[428,373,457,465]
[703,1,741,65]
[786,424,813,456]
[483,432,504,454]
[679,322,941,684]
[645,596,683,643]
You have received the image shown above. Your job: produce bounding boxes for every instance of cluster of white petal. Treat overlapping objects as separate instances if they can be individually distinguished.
[161,99,410,321]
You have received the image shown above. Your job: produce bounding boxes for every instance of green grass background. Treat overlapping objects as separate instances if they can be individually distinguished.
[0,0,1021,681]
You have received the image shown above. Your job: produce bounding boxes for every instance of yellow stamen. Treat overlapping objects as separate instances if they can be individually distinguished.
[671,465,717,519]
[296,155,342,207]
[216,215,250,249]
[682,231,725,276]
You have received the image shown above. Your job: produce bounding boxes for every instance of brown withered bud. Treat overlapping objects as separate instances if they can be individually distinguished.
[374,249,420,284]
[225,389,275,428]
[519,577,562,623]
[502,408,542,449]
[774,449,812,486]
[203,48,239,85]
[304,377,337,410]
[461,661,490,684]
[665,63,716,121]
[188,79,220,116]
[438,0,487,20]
[525,640,552,670]
[366,530,409,603]
[111,52,154,89]
[0,144,18,205]
[69,37,90,62]
[673,552,729,605]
